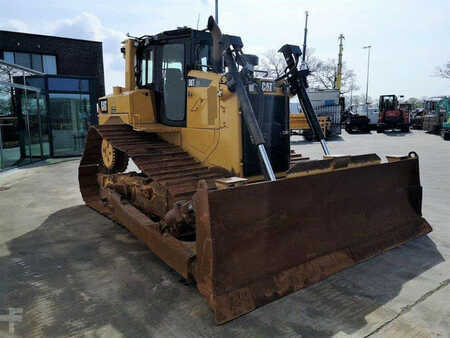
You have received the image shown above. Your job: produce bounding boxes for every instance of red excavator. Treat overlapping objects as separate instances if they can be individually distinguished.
[377,95,410,133]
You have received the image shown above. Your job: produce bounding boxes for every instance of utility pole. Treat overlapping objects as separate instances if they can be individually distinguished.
[215,0,219,24]
[301,11,309,68]
[363,45,371,115]
[350,78,354,108]
[335,34,345,90]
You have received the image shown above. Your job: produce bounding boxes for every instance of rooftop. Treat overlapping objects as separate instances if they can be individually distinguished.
[0,29,102,44]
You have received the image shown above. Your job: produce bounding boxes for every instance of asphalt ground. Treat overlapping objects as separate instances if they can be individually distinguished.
[0,129,448,337]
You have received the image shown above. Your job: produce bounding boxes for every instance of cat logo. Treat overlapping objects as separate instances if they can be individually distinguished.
[261,81,274,92]
[188,78,197,87]
[100,100,108,112]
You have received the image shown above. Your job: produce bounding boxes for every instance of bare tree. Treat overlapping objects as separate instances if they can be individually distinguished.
[257,49,286,78]
[303,48,321,74]
[257,47,319,79]
[342,69,359,94]
[257,48,358,94]
[346,80,359,98]
[435,60,450,79]
[308,59,358,94]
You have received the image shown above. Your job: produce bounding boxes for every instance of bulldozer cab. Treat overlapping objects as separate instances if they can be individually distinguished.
[135,29,210,127]
[134,29,241,127]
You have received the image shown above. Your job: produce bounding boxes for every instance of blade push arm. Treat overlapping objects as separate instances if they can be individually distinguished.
[207,16,276,181]
[223,50,276,181]
[278,44,331,155]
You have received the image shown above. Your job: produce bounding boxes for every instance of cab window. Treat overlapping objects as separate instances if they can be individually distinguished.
[140,49,154,87]
[161,43,185,122]
[199,44,210,71]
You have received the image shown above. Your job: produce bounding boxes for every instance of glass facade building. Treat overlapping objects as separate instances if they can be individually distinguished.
[0,30,104,171]
[31,75,96,157]
[0,81,45,169]
[0,75,97,170]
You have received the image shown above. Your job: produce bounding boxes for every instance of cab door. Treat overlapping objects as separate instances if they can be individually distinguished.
[154,42,187,127]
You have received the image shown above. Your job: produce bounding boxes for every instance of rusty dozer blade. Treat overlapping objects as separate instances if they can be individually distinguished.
[192,156,431,324]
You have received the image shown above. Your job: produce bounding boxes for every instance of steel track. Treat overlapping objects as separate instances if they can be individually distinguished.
[79,124,227,215]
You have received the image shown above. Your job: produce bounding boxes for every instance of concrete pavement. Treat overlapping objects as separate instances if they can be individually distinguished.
[0,130,448,337]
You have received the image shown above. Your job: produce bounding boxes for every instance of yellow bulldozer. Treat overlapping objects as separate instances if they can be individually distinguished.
[79,17,431,324]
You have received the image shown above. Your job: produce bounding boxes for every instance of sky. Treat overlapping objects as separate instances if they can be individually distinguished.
[1,0,449,99]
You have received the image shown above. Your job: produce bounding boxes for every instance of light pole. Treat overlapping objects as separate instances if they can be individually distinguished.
[363,45,371,115]
[215,0,219,24]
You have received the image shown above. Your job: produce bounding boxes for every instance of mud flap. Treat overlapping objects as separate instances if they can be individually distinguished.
[192,158,431,324]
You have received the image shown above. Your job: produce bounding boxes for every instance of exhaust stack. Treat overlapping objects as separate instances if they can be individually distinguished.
[207,16,223,73]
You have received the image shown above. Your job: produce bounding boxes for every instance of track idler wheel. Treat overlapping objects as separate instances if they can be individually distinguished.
[101,139,129,173]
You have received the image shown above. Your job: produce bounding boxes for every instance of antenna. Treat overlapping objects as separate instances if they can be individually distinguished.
[301,11,309,66]
[196,13,200,29]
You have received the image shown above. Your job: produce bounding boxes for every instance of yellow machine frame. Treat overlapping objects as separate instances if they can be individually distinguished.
[98,39,288,178]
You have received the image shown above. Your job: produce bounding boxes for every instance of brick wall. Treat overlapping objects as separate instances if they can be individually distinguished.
[0,30,105,98]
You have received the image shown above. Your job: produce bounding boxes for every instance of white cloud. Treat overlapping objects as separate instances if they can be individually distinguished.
[48,12,123,50]
[47,12,126,92]
[0,19,29,33]
[2,1,449,98]
[2,13,125,93]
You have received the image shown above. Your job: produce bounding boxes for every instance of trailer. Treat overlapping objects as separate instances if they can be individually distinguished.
[290,88,341,139]
[290,112,330,140]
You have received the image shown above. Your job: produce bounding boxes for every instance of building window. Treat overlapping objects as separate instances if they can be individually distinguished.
[2,52,57,74]
[42,55,57,74]
[48,92,91,156]
[15,52,31,68]
[48,78,89,92]
[25,77,46,90]
[32,54,43,72]
[3,52,14,64]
